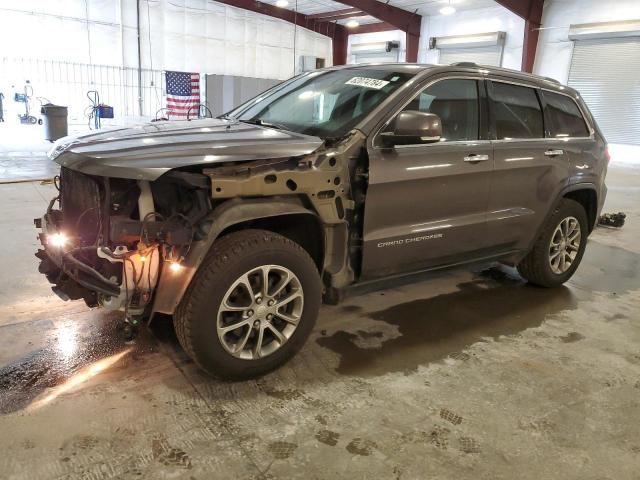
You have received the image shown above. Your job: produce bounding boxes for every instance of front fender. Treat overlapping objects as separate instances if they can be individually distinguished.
[151,197,318,315]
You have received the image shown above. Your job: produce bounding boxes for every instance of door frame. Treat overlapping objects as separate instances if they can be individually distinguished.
[367,73,492,149]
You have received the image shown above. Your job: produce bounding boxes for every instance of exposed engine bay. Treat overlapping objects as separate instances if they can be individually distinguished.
[36,166,211,317]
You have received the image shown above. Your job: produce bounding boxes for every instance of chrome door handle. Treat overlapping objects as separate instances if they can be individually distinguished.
[464,154,490,162]
[545,149,564,157]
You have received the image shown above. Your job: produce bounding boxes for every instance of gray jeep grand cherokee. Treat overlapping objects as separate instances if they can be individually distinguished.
[36,63,608,378]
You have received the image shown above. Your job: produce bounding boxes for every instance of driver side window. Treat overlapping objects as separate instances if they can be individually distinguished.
[403,79,479,142]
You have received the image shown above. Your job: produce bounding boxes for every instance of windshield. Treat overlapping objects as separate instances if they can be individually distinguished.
[227,69,415,138]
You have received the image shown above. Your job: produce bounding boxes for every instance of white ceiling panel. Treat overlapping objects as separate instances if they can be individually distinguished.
[263,0,499,18]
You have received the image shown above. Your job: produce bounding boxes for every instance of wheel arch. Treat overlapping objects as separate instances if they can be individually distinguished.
[562,185,598,233]
[151,197,325,316]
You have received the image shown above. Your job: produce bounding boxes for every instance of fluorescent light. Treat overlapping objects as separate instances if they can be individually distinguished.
[275,0,288,7]
[440,5,456,15]
[346,19,360,28]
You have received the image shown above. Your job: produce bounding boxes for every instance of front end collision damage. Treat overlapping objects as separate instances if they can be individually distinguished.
[152,130,367,314]
[36,130,368,317]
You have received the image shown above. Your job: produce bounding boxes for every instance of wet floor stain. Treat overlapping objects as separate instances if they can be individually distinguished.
[0,313,158,415]
[317,241,640,377]
[318,268,579,376]
[571,241,640,294]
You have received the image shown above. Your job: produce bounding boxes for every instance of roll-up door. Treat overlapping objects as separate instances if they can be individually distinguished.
[351,41,400,64]
[432,32,505,67]
[439,46,503,67]
[568,37,640,145]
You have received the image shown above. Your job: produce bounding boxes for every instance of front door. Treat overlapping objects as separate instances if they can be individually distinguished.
[361,77,493,279]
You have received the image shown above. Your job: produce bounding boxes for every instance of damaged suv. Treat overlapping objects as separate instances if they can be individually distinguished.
[36,63,608,378]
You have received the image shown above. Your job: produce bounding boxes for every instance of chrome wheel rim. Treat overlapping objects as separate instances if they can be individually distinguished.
[217,265,304,360]
[549,216,581,274]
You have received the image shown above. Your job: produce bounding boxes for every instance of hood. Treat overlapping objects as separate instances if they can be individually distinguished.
[50,118,324,180]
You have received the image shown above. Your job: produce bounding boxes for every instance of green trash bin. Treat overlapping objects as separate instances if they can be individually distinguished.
[41,104,68,141]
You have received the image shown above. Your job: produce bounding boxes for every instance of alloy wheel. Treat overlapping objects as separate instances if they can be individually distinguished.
[216,265,304,360]
[548,216,581,274]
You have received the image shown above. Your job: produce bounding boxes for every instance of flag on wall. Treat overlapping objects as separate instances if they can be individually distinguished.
[165,71,200,118]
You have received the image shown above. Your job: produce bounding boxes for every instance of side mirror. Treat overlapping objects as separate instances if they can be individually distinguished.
[381,111,442,146]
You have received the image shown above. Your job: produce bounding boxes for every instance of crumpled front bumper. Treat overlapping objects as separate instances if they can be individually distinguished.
[35,214,121,302]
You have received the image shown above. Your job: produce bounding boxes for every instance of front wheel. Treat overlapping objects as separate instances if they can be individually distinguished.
[174,229,322,379]
[517,198,588,287]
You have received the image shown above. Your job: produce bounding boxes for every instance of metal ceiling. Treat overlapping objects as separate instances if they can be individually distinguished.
[277,0,498,24]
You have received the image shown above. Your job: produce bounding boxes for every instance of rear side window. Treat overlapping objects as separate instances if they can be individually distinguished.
[403,79,479,142]
[544,91,590,138]
[491,82,544,140]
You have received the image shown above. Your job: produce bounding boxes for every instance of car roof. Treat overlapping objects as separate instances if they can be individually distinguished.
[328,62,577,97]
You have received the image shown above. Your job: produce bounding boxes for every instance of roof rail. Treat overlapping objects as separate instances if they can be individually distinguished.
[450,62,479,67]
[542,76,561,84]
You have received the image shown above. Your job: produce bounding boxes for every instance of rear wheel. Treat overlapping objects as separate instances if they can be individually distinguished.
[517,198,588,287]
[174,229,321,379]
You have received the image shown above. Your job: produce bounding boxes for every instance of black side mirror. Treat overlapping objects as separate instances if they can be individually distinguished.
[381,111,443,146]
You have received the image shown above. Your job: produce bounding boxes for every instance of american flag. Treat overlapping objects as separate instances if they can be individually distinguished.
[165,71,200,118]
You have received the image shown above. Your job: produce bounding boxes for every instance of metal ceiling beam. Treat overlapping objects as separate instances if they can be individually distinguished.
[334,0,422,62]
[494,0,544,72]
[332,0,421,36]
[212,0,349,65]
[307,8,362,21]
[348,21,396,34]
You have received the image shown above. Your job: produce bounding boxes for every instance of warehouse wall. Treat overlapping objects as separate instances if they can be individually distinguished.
[343,6,524,69]
[534,0,640,82]
[135,0,332,79]
[0,0,331,125]
[0,0,331,79]
[346,30,406,63]
[418,6,524,70]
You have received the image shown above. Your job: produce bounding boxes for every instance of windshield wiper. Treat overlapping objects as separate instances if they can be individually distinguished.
[241,118,289,131]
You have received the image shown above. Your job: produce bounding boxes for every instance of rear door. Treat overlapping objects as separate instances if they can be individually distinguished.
[486,80,571,253]
[361,76,493,279]
[540,90,598,182]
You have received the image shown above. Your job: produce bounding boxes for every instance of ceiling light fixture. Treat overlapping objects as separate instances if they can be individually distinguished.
[276,0,289,7]
[346,19,360,28]
[440,1,456,15]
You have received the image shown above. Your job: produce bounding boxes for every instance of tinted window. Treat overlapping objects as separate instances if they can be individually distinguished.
[491,82,544,139]
[403,79,479,142]
[231,69,414,138]
[544,91,590,138]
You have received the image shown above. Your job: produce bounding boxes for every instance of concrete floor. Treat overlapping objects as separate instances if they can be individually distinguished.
[0,164,638,479]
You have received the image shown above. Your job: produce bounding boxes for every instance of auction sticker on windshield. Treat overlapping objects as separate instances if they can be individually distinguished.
[345,77,390,90]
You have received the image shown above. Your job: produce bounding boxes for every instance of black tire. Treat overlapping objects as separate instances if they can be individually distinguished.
[174,229,322,379]
[517,198,588,287]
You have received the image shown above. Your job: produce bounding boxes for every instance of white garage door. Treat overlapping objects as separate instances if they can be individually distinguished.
[353,51,399,64]
[568,37,640,145]
[439,46,503,67]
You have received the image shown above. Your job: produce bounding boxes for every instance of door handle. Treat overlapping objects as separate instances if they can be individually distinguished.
[464,154,490,163]
[545,149,564,157]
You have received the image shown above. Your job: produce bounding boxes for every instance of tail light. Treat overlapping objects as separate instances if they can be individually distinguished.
[604,146,611,163]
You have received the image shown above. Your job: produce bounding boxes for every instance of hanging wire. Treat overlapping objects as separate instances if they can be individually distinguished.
[293,0,298,76]
[84,0,93,85]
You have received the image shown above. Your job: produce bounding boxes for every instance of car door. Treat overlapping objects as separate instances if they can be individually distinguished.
[486,80,571,253]
[361,77,493,279]
[539,89,598,184]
